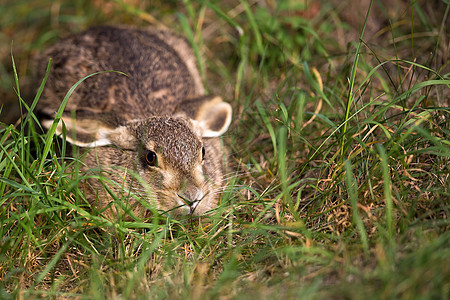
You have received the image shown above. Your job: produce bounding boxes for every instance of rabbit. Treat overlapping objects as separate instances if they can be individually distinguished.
[35,25,232,219]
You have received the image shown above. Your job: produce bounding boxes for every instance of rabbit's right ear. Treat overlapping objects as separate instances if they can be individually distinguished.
[196,100,232,137]
[41,116,137,149]
[177,96,232,137]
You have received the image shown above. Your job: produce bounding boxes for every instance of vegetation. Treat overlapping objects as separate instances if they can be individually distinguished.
[0,0,449,298]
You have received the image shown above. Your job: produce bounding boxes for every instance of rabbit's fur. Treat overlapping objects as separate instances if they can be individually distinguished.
[36,26,232,218]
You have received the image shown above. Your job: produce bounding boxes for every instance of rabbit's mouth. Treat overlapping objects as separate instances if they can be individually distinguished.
[175,191,205,215]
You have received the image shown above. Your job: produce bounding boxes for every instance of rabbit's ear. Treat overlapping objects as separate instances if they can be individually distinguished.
[197,101,232,137]
[179,96,232,137]
[42,116,137,149]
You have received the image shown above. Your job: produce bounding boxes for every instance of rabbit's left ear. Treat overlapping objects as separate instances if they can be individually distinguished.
[178,96,232,137]
[42,116,137,149]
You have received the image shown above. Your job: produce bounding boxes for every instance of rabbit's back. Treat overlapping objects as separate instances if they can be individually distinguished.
[37,26,204,124]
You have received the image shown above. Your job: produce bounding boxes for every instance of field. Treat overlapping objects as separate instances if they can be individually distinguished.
[0,0,449,299]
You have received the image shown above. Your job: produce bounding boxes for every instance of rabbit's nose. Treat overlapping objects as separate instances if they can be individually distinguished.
[176,190,204,206]
[187,191,204,215]
[176,189,205,215]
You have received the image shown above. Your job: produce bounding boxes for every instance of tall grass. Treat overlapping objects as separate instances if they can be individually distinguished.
[1,0,449,299]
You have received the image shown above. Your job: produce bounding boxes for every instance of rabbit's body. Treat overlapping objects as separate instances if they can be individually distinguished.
[38,26,204,124]
[37,26,232,218]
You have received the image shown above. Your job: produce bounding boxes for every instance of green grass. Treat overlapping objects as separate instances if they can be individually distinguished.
[1,0,449,299]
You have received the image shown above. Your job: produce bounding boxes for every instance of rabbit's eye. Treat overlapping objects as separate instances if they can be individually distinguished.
[145,150,157,166]
[201,147,205,161]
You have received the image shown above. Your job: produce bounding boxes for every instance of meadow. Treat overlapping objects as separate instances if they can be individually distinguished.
[0,0,449,298]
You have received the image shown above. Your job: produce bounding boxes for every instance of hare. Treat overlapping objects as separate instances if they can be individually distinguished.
[36,26,232,219]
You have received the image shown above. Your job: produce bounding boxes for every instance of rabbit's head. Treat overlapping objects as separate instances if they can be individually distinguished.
[44,96,232,218]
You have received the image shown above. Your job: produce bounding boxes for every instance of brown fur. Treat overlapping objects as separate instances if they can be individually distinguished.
[37,26,232,219]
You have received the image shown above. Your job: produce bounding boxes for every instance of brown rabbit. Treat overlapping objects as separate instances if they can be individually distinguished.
[36,26,232,219]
